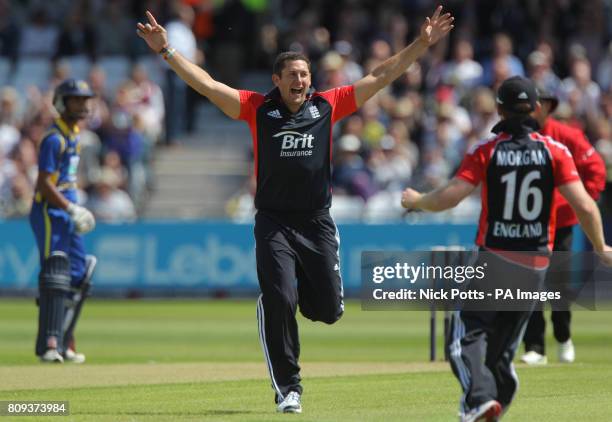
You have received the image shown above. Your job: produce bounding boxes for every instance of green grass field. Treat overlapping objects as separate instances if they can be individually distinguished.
[1,299,611,421]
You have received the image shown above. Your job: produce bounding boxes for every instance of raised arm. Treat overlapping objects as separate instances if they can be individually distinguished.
[353,5,454,107]
[137,11,241,119]
[401,177,476,212]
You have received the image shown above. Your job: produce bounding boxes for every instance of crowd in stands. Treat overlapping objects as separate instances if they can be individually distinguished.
[0,0,168,221]
[226,0,612,222]
[1,0,612,222]
[0,65,162,221]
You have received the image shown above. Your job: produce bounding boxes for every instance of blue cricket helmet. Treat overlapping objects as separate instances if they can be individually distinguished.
[53,78,94,114]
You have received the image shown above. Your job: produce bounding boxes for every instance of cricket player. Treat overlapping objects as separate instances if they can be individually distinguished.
[30,79,97,363]
[521,89,606,365]
[137,6,453,413]
[401,76,612,421]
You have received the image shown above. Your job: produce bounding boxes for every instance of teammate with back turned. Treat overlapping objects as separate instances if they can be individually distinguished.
[136,6,453,414]
[29,79,97,364]
[401,76,612,422]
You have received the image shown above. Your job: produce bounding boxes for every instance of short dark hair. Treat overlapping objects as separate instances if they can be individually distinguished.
[273,52,311,76]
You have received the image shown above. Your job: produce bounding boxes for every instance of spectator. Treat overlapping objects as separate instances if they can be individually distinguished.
[12,137,38,186]
[126,64,165,144]
[102,107,144,180]
[0,0,20,64]
[95,0,132,56]
[164,3,197,144]
[388,119,419,169]
[527,50,561,96]
[481,33,525,87]
[76,126,102,189]
[54,5,97,60]
[433,102,466,169]
[86,65,111,133]
[85,167,136,223]
[341,115,364,137]
[360,100,388,148]
[0,121,20,158]
[332,134,378,201]
[128,113,152,209]
[418,146,452,191]
[423,35,450,91]
[387,13,409,55]
[318,51,350,91]
[100,150,129,191]
[46,60,72,93]
[559,57,601,120]
[434,85,472,136]
[19,9,58,57]
[364,39,392,74]
[442,38,483,96]
[333,41,363,84]
[0,87,22,129]
[601,93,612,120]
[3,172,32,218]
[210,0,254,85]
[101,82,147,202]
[368,134,413,192]
[596,41,612,92]
[392,61,424,99]
[0,152,16,209]
[469,87,498,143]
[489,56,512,91]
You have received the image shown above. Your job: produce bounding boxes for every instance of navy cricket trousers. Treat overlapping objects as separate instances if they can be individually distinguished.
[254,209,344,400]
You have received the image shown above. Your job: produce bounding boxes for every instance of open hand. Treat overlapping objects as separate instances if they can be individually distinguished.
[136,11,168,53]
[420,5,454,46]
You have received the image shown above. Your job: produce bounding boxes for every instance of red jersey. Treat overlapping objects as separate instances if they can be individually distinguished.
[456,118,580,253]
[541,118,606,228]
[238,86,357,212]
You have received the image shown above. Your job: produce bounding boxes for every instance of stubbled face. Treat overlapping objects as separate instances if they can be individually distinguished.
[64,96,91,121]
[272,60,311,112]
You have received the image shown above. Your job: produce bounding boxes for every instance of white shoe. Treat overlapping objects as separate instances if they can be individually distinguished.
[461,400,502,422]
[558,340,575,363]
[277,391,302,414]
[520,350,548,365]
[64,348,86,364]
[40,349,64,363]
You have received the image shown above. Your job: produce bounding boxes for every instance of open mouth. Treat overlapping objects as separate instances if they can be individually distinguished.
[290,88,304,95]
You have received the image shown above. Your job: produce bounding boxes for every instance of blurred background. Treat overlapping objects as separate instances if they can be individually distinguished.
[0,0,611,296]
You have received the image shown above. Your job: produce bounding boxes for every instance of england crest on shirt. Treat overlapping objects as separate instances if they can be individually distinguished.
[308,105,320,119]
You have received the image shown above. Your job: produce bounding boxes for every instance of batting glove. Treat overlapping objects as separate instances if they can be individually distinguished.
[66,203,96,234]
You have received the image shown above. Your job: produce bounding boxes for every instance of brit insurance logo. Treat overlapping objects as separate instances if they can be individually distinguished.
[273,131,314,157]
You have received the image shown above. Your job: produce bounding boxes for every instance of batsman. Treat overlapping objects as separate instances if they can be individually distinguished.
[29,79,97,363]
